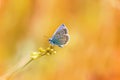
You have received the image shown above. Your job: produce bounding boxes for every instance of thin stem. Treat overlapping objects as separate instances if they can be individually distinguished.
[1,58,34,80]
[22,58,33,69]
[0,45,55,80]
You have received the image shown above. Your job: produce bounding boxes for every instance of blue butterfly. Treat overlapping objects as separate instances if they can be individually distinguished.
[49,24,70,47]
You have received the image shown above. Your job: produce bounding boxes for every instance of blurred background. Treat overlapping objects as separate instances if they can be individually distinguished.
[0,0,120,80]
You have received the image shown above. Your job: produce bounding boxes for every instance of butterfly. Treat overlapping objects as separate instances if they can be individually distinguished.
[49,24,70,47]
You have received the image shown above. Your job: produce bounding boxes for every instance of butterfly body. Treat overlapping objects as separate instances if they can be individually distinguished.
[49,24,70,47]
[49,38,63,47]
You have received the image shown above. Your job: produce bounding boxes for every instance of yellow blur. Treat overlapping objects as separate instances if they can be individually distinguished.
[0,0,120,80]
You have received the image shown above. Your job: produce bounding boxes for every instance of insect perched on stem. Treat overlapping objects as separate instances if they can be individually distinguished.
[1,24,70,80]
[31,24,70,59]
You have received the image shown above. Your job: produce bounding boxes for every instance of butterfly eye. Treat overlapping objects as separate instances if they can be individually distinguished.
[49,38,51,41]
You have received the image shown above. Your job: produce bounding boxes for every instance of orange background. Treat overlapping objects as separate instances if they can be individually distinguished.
[0,0,120,80]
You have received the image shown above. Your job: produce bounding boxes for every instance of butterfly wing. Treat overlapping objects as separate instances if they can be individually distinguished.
[52,24,68,37]
[50,24,70,47]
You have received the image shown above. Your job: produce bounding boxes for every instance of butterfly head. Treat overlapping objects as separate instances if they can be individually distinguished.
[49,38,54,45]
